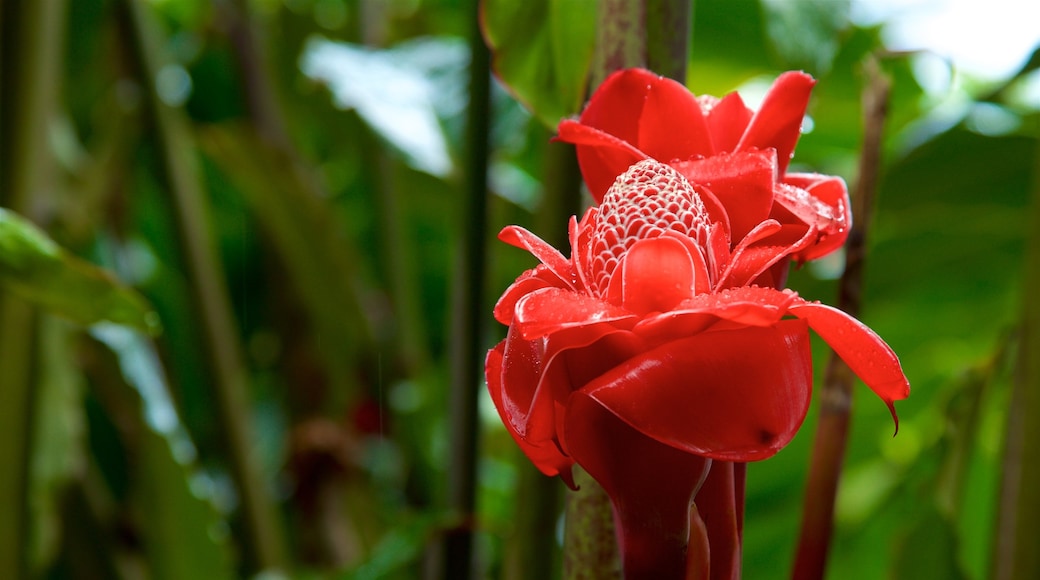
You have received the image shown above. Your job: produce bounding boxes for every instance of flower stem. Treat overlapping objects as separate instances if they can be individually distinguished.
[792,57,890,580]
[992,83,1040,580]
[563,467,622,580]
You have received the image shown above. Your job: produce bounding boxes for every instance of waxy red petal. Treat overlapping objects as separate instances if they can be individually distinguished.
[556,121,648,202]
[514,287,636,340]
[580,320,814,461]
[499,225,575,288]
[735,71,815,175]
[636,74,715,161]
[577,68,658,146]
[780,173,851,261]
[788,301,911,426]
[672,150,777,242]
[493,265,560,325]
[633,286,798,346]
[619,236,700,315]
[706,92,753,152]
[486,336,573,480]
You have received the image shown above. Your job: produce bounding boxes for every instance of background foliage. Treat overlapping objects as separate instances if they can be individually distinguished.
[1,0,1038,578]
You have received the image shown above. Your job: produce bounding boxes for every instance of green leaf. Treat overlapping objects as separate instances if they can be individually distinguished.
[0,208,161,335]
[93,324,235,580]
[760,0,850,76]
[482,0,598,128]
[27,317,86,574]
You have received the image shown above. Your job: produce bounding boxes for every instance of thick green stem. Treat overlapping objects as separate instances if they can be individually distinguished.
[0,1,66,578]
[645,0,693,82]
[441,0,492,577]
[992,103,1040,580]
[117,0,287,572]
[792,58,890,580]
[563,467,622,580]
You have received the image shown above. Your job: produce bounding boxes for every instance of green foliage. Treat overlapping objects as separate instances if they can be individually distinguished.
[482,0,599,128]
[0,208,160,335]
[1,0,1037,578]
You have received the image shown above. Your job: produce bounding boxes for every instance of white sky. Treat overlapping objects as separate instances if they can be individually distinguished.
[851,0,1040,81]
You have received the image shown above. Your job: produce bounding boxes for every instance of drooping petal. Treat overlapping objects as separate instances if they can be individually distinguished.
[671,149,777,242]
[565,391,712,580]
[735,71,815,175]
[788,301,910,426]
[706,92,753,152]
[556,121,648,202]
[514,287,636,340]
[486,336,573,480]
[580,320,814,461]
[499,225,575,287]
[618,236,701,315]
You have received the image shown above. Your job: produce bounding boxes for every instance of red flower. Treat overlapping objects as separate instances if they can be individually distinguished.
[556,68,849,277]
[485,159,908,578]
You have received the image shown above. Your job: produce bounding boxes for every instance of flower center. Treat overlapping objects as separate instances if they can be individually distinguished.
[587,159,714,298]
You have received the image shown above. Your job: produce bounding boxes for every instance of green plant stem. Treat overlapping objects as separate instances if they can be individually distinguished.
[441,1,491,577]
[0,1,66,578]
[792,58,890,580]
[645,0,693,82]
[117,0,287,572]
[992,107,1040,580]
[563,467,622,580]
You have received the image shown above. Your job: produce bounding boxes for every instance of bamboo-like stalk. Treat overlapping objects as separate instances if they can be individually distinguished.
[441,0,492,577]
[0,1,66,578]
[115,0,287,572]
[992,108,1040,580]
[791,57,891,580]
[645,0,693,83]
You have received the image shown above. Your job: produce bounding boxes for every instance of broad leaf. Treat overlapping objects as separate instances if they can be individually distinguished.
[0,208,160,335]
[482,0,598,128]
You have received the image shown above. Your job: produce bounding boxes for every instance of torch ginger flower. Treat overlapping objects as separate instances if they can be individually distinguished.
[485,159,909,578]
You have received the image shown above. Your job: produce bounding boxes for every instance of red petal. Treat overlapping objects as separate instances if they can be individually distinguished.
[556,121,648,202]
[735,71,815,175]
[619,237,701,315]
[780,173,851,261]
[565,391,712,579]
[493,265,560,325]
[514,287,636,340]
[499,225,575,288]
[672,150,778,242]
[580,319,814,461]
[788,301,910,426]
[486,337,573,479]
[707,92,753,152]
[577,68,659,147]
[637,74,715,161]
[633,286,798,345]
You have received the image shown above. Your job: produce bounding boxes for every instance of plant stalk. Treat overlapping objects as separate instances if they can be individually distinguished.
[117,0,287,572]
[441,0,492,576]
[792,57,890,580]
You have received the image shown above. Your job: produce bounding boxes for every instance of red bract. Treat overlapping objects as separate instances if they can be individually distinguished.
[556,68,849,266]
[486,159,909,579]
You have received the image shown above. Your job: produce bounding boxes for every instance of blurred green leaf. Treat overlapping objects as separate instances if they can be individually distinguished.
[93,324,236,580]
[760,0,849,75]
[892,505,968,580]
[0,208,161,335]
[27,317,86,574]
[482,0,598,128]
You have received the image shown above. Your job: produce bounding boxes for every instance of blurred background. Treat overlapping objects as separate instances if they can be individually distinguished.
[0,0,1038,578]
